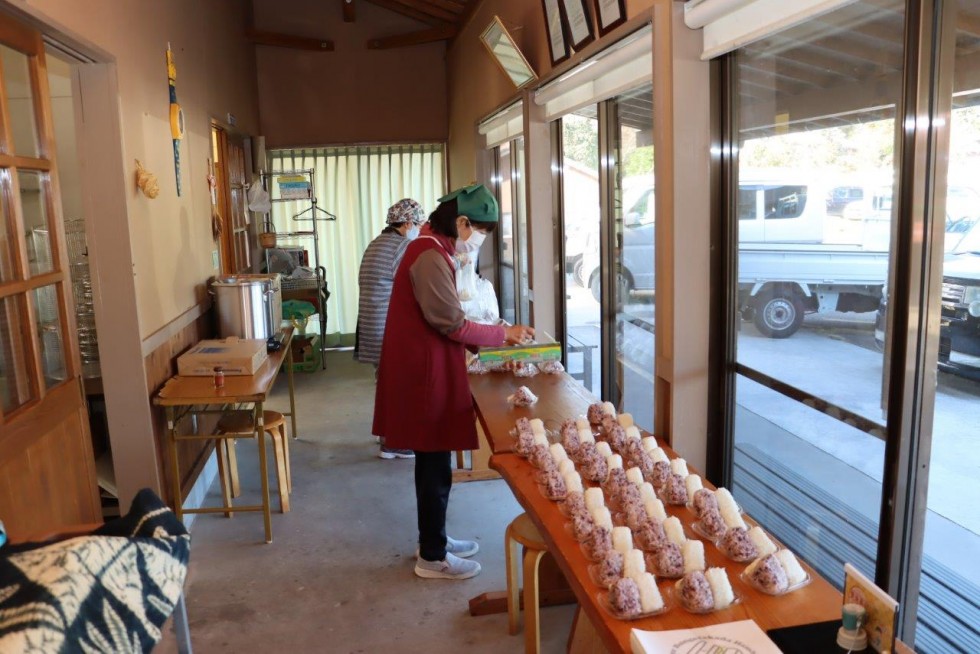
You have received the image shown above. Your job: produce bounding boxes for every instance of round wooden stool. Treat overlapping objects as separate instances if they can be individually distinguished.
[505,512,548,654]
[216,410,292,513]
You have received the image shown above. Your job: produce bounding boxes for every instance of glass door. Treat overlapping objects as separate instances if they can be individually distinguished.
[493,137,529,326]
[728,0,905,598]
[916,4,980,649]
[561,108,601,396]
[610,85,655,430]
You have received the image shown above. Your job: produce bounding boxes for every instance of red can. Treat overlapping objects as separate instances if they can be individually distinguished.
[213,366,225,389]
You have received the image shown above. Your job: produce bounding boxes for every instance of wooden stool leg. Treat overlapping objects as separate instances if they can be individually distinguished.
[215,439,234,518]
[227,438,241,498]
[523,548,545,654]
[505,526,520,635]
[271,431,290,513]
[280,423,292,492]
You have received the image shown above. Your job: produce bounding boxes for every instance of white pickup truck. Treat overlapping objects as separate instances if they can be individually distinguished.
[579,175,890,338]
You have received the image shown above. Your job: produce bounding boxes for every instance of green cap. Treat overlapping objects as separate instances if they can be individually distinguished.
[438,183,499,223]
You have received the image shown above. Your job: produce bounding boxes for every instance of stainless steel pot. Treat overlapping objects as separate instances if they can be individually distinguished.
[211,274,282,339]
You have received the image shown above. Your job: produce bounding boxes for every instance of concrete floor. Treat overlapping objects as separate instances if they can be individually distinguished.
[158,350,575,653]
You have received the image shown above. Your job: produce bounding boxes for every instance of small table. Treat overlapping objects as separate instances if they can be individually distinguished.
[154,328,297,544]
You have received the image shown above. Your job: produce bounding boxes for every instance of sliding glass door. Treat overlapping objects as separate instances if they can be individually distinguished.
[496,141,516,324]
[555,84,655,428]
[721,1,979,650]
[610,86,655,431]
[561,108,602,396]
[492,137,529,326]
[917,5,980,649]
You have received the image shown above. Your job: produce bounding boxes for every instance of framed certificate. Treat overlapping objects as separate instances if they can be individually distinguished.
[593,0,627,36]
[559,0,595,51]
[541,0,571,65]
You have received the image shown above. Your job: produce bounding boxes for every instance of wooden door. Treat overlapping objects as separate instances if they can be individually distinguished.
[213,126,250,275]
[0,13,100,539]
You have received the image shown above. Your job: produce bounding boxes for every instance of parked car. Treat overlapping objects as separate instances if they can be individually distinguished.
[579,173,889,338]
[875,220,980,381]
[845,184,980,250]
[826,185,864,216]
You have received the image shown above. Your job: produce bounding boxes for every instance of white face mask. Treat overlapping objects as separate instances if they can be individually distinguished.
[457,229,486,253]
[405,225,420,240]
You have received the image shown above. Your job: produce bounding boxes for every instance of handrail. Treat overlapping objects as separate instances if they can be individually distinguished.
[734,362,887,441]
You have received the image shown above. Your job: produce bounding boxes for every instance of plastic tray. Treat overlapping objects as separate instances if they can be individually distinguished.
[740,569,812,596]
[673,579,741,614]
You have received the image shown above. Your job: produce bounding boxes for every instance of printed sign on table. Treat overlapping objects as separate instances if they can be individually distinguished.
[631,619,783,654]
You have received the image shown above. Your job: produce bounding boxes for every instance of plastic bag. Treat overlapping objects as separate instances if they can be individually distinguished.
[467,354,490,375]
[247,183,271,213]
[539,360,565,375]
[513,362,540,378]
[507,385,538,407]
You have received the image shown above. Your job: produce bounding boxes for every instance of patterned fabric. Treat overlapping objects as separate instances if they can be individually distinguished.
[386,198,425,225]
[355,230,410,365]
[0,489,190,653]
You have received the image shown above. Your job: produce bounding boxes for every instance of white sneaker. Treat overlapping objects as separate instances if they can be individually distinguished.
[414,552,481,580]
[415,536,479,559]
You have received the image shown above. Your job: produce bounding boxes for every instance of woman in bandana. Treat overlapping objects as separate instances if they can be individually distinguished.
[374,184,533,579]
[355,198,425,459]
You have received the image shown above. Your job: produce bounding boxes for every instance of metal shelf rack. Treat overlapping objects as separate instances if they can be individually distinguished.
[259,168,335,370]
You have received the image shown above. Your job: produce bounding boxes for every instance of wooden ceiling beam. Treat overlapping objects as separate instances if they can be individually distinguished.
[246,29,335,51]
[368,25,457,49]
[449,0,484,47]
[390,0,458,23]
[361,0,450,26]
[342,0,356,22]
[415,0,466,13]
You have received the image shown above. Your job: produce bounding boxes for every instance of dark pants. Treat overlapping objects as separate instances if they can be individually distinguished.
[415,451,452,562]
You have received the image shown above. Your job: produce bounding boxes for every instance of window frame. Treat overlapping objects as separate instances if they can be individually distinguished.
[713,1,965,645]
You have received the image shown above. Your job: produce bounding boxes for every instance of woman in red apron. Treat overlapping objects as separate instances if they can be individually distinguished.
[373,184,533,580]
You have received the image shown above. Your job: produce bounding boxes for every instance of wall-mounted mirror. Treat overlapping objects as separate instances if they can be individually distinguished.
[480,16,537,89]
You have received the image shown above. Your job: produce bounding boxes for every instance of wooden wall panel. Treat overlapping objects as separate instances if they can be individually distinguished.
[0,408,101,542]
[144,306,219,506]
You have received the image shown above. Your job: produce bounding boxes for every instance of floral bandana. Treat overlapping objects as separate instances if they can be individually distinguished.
[386,198,425,225]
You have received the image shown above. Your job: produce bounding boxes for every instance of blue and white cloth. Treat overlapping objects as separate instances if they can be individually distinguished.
[0,489,189,653]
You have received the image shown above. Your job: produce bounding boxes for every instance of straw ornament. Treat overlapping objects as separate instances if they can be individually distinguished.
[135,159,160,199]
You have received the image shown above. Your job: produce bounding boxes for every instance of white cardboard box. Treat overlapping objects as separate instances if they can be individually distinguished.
[177,338,268,376]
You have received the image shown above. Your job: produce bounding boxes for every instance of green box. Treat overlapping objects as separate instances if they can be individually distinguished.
[478,333,561,364]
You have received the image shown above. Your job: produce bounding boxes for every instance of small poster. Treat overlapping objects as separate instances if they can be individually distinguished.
[277,175,312,200]
[843,563,899,653]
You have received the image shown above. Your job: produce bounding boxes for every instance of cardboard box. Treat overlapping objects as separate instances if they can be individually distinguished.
[291,334,320,372]
[177,338,268,376]
[478,333,561,364]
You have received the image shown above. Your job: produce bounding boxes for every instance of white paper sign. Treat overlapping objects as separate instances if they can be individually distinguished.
[631,620,783,654]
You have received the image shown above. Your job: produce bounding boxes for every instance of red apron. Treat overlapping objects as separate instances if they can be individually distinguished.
[372,234,478,452]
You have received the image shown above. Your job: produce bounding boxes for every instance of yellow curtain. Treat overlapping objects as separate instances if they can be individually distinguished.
[269,145,446,345]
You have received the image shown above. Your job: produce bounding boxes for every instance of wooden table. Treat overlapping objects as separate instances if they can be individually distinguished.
[469,371,594,454]
[154,328,297,544]
[471,371,913,653]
